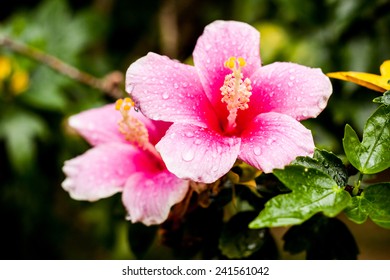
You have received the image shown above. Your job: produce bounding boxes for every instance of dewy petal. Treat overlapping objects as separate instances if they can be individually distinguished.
[68,104,126,146]
[126,52,219,130]
[243,62,332,123]
[62,143,159,201]
[156,123,241,183]
[239,112,314,173]
[122,171,189,226]
[68,104,168,146]
[193,20,261,118]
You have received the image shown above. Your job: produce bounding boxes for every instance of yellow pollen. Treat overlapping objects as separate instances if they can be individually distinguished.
[225,57,236,69]
[237,57,246,67]
[115,98,149,147]
[220,56,252,132]
[115,99,123,110]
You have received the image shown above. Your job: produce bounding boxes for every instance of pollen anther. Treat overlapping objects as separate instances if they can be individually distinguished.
[115,98,149,147]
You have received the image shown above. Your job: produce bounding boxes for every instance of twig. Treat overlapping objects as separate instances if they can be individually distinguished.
[0,35,124,98]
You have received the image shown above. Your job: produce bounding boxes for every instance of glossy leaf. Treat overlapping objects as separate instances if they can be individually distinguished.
[344,183,390,229]
[373,90,390,106]
[293,149,348,187]
[343,105,390,174]
[283,215,359,259]
[249,166,351,228]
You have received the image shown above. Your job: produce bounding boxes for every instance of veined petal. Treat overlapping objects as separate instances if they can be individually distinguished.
[239,112,314,173]
[193,20,261,119]
[327,71,390,92]
[62,143,159,201]
[126,52,219,130]
[243,62,332,123]
[122,171,189,226]
[156,123,241,183]
[68,104,169,146]
[68,104,126,146]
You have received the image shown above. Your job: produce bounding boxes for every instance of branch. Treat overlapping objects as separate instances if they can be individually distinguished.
[0,35,124,98]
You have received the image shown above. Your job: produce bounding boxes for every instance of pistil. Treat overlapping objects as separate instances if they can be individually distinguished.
[115,98,162,160]
[220,57,252,133]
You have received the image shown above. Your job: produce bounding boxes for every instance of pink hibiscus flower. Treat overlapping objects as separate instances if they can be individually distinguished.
[126,20,332,183]
[62,99,189,226]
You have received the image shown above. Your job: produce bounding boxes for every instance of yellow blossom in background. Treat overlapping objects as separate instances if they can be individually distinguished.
[0,55,30,95]
[10,70,29,94]
[327,60,390,92]
[0,56,12,80]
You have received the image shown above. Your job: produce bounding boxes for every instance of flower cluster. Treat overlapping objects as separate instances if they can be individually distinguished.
[62,20,332,225]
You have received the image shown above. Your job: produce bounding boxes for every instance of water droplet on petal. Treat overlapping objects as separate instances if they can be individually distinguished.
[174,83,179,89]
[266,138,275,145]
[289,75,295,81]
[185,131,194,138]
[253,146,262,156]
[194,139,202,145]
[318,96,328,110]
[162,92,169,99]
[288,81,293,87]
[182,150,195,162]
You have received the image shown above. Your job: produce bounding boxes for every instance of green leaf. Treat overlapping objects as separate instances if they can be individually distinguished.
[0,108,48,173]
[343,105,390,174]
[373,91,390,106]
[219,211,268,259]
[283,215,359,259]
[344,183,390,229]
[249,166,351,228]
[293,149,348,187]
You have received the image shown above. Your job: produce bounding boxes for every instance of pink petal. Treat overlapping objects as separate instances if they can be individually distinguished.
[239,112,314,173]
[68,104,126,146]
[69,104,168,146]
[62,143,160,201]
[126,52,220,130]
[122,171,189,225]
[155,123,241,183]
[241,62,332,124]
[193,20,261,120]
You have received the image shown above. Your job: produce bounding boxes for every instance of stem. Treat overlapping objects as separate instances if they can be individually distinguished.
[0,35,124,98]
[353,172,364,196]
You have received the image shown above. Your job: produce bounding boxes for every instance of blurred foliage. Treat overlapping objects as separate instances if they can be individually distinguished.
[0,0,389,259]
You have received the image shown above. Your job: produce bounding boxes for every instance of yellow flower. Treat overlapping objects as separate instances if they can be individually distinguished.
[10,70,29,94]
[0,56,12,80]
[327,60,390,92]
